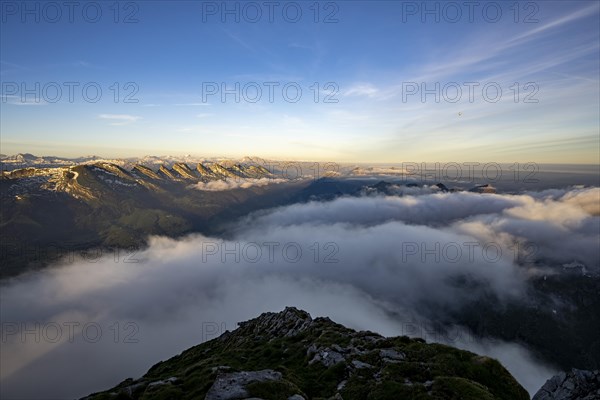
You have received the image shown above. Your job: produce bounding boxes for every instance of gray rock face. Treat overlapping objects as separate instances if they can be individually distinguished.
[351,360,374,369]
[146,377,179,388]
[204,369,282,400]
[309,348,346,367]
[379,348,406,363]
[236,307,313,339]
[120,381,146,397]
[532,369,600,400]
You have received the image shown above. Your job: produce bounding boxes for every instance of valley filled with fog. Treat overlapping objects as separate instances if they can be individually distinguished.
[2,173,598,399]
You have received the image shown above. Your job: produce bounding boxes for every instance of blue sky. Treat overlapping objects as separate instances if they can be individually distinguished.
[1,0,599,163]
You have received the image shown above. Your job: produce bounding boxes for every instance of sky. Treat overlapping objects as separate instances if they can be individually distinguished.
[1,0,599,163]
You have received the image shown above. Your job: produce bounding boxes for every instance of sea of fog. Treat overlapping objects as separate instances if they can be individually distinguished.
[2,181,599,399]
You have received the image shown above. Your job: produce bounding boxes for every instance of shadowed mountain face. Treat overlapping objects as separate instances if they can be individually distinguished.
[83,307,530,400]
[0,162,307,278]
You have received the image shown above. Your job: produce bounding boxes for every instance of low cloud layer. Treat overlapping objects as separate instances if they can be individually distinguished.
[2,187,598,398]
[190,177,288,191]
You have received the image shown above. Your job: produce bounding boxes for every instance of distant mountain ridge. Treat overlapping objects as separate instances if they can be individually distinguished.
[1,162,275,203]
[0,159,307,278]
[0,153,259,172]
[0,153,103,169]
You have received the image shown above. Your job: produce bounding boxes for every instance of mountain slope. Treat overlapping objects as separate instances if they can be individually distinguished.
[0,162,308,278]
[84,307,529,400]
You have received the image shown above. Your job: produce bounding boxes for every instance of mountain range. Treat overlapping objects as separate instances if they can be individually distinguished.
[0,158,311,278]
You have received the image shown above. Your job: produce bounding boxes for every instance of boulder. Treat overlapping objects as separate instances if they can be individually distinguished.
[532,369,600,400]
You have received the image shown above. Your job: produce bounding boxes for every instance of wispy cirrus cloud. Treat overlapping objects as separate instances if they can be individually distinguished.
[344,83,380,98]
[173,103,211,106]
[350,4,600,103]
[98,114,141,126]
[508,2,599,45]
[1,95,47,106]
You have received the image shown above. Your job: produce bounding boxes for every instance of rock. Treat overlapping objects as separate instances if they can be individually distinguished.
[351,360,373,369]
[205,370,282,400]
[306,343,318,357]
[217,331,232,342]
[346,344,367,356]
[287,395,305,400]
[532,369,600,400]
[359,333,384,343]
[436,183,449,192]
[237,307,313,339]
[309,348,346,367]
[331,344,346,353]
[146,377,179,388]
[468,184,497,194]
[121,381,146,397]
[379,348,405,363]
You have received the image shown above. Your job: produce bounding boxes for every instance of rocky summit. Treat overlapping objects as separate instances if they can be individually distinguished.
[83,307,530,400]
[532,369,600,400]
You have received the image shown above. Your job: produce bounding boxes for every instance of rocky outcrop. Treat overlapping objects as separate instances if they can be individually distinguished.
[158,165,178,180]
[469,183,497,194]
[244,165,271,178]
[84,307,530,400]
[236,307,313,338]
[208,163,238,179]
[204,369,282,400]
[132,164,162,180]
[435,182,449,192]
[533,369,600,400]
[197,163,218,180]
[172,163,199,180]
